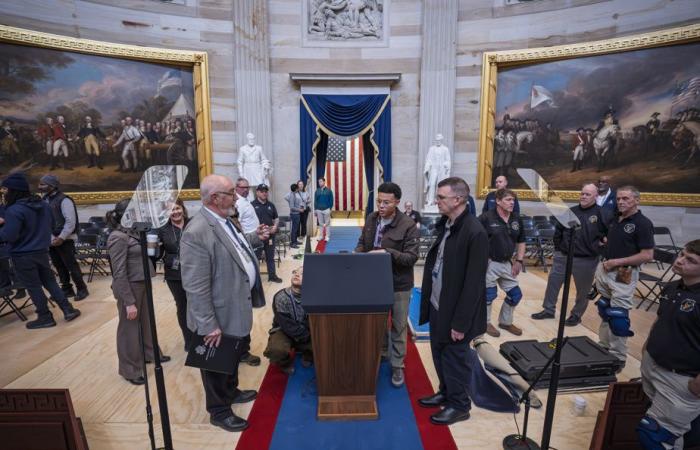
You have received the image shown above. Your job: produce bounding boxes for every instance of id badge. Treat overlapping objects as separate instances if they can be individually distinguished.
[171,257,180,271]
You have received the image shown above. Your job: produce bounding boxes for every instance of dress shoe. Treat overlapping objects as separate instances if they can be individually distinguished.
[240,352,261,366]
[232,389,257,404]
[210,415,248,432]
[26,314,57,329]
[75,289,90,301]
[564,315,581,327]
[63,289,76,298]
[531,310,555,320]
[268,275,283,283]
[391,367,405,388]
[430,407,470,425]
[498,323,523,336]
[14,289,27,299]
[125,376,146,385]
[62,306,81,322]
[146,355,171,363]
[486,323,501,338]
[418,392,447,408]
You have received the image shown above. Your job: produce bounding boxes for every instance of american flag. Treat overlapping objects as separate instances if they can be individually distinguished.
[672,77,700,107]
[325,135,366,211]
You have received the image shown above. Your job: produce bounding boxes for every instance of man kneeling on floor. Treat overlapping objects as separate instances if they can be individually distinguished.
[264,267,312,375]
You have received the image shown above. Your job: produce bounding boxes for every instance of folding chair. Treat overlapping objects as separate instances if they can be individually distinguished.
[653,227,681,255]
[636,248,677,311]
[0,285,28,321]
[535,228,555,272]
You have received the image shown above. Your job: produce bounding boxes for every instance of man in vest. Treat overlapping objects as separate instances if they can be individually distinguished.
[38,174,89,301]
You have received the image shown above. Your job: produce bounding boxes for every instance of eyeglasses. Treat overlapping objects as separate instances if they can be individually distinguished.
[216,191,236,197]
[237,186,250,190]
[435,195,461,201]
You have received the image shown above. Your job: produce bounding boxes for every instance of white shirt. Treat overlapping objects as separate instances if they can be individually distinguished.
[236,196,260,234]
[203,207,257,286]
[596,189,611,207]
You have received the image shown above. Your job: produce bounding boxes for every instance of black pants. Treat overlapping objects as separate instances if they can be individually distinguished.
[200,363,241,420]
[49,239,87,294]
[12,252,71,317]
[300,209,310,237]
[165,279,193,349]
[429,305,474,412]
[261,237,276,278]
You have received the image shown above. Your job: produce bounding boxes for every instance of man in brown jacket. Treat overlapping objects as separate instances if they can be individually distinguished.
[355,182,420,387]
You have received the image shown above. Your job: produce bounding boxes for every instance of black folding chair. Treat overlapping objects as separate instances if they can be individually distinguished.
[653,227,681,256]
[536,228,555,272]
[636,248,678,311]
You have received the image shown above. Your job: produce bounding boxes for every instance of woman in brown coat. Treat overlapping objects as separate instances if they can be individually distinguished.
[106,199,169,385]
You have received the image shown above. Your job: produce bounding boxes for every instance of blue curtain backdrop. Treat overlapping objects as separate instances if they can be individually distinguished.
[299,94,391,213]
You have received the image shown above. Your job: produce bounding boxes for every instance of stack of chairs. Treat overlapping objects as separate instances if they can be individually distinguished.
[75,220,111,282]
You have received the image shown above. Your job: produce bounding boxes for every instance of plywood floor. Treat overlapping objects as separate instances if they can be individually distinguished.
[0,243,656,450]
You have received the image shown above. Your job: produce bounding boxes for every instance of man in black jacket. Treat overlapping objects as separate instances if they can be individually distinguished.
[417,177,489,425]
[532,182,608,326]
[356,182,420,388]
[0,172,81,329]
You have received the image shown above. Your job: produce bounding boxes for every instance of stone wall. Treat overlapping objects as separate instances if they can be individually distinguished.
[2,0,699,242]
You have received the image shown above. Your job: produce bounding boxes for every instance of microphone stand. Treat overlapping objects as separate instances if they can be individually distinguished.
[138,321,157,450]
[502,337,570,450]
[540,223,580,450]
[134,222,173,450]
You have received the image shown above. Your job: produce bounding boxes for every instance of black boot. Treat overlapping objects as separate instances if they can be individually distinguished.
[96,155,103,169]
[62,305,81,321]
[49,156,57,170]
[63,156,73,171]
[570,161,577,172]
[87,154,94,168]
[26,313,57,329]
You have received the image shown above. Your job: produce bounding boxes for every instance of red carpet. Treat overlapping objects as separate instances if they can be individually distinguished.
[235,364,288,450]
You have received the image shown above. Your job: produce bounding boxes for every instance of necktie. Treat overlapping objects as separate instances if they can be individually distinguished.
[224,219,254,264]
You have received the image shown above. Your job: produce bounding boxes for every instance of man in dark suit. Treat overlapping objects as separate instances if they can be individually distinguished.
[417,177,489,425]
[181,174,269,432]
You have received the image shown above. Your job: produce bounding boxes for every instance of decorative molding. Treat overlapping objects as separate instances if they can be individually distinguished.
[290,73,401,83]
[476,23,700,207]
[301,0,390,48]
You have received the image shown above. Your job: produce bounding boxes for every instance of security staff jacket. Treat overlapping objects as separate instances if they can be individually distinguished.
[251,199,278,227]
[554,204,609,257]
[604,210,654,261]
[479,209,525,263]
[646,280,700,376]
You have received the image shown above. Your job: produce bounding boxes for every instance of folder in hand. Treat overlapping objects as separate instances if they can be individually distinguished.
[185,334,245,375]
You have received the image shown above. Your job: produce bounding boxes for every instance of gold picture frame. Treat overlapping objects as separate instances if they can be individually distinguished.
[477,23,700,207]
[0,25,213,204]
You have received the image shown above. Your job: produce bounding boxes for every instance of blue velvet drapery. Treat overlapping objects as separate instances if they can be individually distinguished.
[299,94,391,213]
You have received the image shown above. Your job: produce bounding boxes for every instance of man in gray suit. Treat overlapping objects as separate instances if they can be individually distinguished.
[181,174,269,432]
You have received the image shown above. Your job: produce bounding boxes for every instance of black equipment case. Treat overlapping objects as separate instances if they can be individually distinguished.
[500,336,623,389]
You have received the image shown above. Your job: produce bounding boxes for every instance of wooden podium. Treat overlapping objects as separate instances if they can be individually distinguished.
[303,253,393,421]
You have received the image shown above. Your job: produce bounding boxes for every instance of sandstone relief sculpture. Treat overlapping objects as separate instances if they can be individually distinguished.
[307,0,384,42]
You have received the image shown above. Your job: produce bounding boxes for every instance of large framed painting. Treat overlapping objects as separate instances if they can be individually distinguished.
[0,25,212,203]
[477,24,700,206]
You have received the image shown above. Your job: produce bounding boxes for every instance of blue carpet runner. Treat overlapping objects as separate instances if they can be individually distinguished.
[268,358,424,450]
[321,226,362,253]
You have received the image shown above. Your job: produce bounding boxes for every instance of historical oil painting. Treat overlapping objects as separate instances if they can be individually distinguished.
[490,40,700,197]
[0,36,205,200]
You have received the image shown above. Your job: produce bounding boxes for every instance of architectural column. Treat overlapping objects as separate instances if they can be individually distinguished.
[416,0,458,209]
[232,0,273,171]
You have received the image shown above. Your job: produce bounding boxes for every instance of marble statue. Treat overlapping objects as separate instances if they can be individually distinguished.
[237,133,272,198]
[307,0,384,41]
[423,133,451,210]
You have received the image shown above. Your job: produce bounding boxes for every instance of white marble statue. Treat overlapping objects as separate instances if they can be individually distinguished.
[307,0,383,41]
[423,133,451,210]
[237,133,272,198]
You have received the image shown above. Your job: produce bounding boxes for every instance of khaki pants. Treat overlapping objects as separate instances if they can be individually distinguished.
[641,351,700,449]
[486,260,520,326]
[264,330,312,368]
[594,262,639,362]
[315,208,331,238]
[383,290,411,369]
[84,134,100,156]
